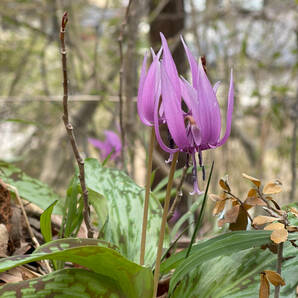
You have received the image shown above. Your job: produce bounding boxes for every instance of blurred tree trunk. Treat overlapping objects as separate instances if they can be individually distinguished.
[123,1,144,178]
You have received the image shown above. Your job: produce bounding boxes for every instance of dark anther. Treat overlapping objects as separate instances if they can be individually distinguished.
[186,154,190,167]
[202,165,206,181]
[201,56,207,75]
[167,128,174,149]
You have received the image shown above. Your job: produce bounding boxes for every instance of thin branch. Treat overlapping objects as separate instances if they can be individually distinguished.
[59,12,94,238]
[118,0,133,169]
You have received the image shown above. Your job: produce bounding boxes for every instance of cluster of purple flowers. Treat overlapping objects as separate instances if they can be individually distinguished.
[138,33,234,194]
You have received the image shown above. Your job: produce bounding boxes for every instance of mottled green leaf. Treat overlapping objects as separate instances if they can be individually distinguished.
[40,200,57,243]
[83,158,167,265]
[0,268,123,297]
[161,231,297,294]
[0,161,63,214]
[0,238,153,298]
[172,242,298,298]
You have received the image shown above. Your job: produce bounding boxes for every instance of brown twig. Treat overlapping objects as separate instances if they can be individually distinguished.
[59,12,94,238]
[118,0,133,169]
[167,164,189,221]
[274,242,283,298]
[6,184,52,274]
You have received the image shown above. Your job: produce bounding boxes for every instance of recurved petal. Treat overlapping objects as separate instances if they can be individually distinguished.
[181,36,199,90]
[137,54,161,126]
[213,81,221,94]
[160,33,180,96]
[197,60,221,145]
[217,69,234,147]
[157,64,190,151]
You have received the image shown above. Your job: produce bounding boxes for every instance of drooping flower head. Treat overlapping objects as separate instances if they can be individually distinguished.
[88,130,121,162]
[137,33,234,194]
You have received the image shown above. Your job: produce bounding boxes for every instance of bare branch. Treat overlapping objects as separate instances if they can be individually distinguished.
[59,12,94,238]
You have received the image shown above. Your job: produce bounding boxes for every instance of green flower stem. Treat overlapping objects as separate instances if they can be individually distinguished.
[153,151,179,298]
[140,127,155,265]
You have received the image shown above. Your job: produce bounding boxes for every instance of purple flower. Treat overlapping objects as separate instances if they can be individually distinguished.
[138,33,234,194]
[88,130,121,161]
[137,48,162,126]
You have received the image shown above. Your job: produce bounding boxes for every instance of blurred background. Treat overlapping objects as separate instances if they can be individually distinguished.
[0,0,297,222]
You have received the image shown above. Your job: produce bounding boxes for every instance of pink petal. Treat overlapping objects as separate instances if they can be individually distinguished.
[217,69,234,147]
[181,36,199,90]
[160,64,190,150]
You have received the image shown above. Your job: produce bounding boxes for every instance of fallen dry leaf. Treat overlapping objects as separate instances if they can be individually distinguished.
[218,205,240,227]
[264,270,285,287]
[263,181,282,195]
[253,216,277,225]
[219,178,230,192]
[242,173,261,188]
[271,228,288,244]
[209,194,223,202]
[213,200,226,216]
[287,226,298,232]
[229,206,248,231]
[264,222,284,231]
[245,196,266,207]
[259,272,269,298]
[289,207,298,218]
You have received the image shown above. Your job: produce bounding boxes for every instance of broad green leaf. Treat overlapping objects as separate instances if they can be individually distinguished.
[0,238,153,298]
[40,200,57,243]
[83,158,167,265]
[161,231,298,293]
[0,268,123,297]
[0,161,63,214]
[172,242,298,298]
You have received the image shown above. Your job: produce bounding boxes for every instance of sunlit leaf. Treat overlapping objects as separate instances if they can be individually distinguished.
[253,216,277,225]
[289,207,298,218]
[259,272,269,298]
[264,222,284,231]
[271,228,288,244]
[264,270,285,287]
[263,181,282,195]
[242,173,261,188]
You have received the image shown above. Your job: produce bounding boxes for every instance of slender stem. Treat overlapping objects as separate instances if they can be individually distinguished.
[60,12,94,238]
[274,243,283,298]
[140,127,155,265]
[153,152,179,298]
[186,161,214,258]
[167,164,188,220]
